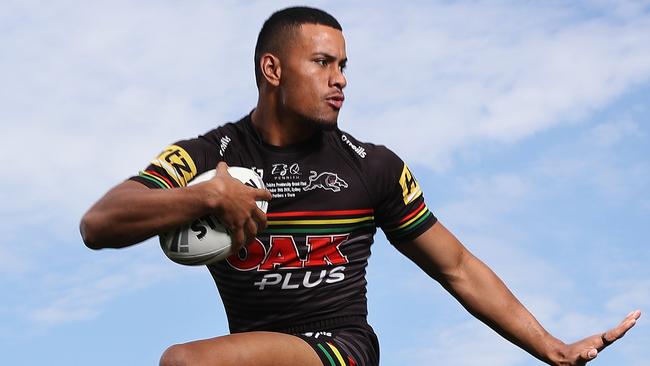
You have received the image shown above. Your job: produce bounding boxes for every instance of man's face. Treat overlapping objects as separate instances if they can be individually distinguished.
[279,23,347,129]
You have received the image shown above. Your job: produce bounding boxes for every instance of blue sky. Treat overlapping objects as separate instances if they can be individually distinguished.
[1,1,649,365]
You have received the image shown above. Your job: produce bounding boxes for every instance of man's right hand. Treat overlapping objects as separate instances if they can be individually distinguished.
[195,161,272,252]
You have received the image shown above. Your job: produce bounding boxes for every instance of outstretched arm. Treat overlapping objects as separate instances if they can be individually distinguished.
[80,162,272,250]
[396,221,640,365]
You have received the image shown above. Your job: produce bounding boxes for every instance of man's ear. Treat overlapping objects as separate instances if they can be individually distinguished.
[260,53,281,87]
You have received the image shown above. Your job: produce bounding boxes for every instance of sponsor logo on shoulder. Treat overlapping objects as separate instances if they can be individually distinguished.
[150,145,197,186]
[399,164,422,204]
[303,171,348,192]
[341,134,366,158]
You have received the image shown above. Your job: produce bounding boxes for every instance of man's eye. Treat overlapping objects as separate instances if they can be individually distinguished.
[316,59,328,66]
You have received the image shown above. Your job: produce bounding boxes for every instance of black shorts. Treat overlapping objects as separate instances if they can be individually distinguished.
[290,322,380,366]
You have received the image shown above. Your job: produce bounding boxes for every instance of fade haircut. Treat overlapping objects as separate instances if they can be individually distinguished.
[254,6,342,87]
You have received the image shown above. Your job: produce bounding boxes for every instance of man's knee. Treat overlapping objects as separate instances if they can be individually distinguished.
[160,343,193,366]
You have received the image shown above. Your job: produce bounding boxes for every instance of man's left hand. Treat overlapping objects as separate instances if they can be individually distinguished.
[556,310,641,365]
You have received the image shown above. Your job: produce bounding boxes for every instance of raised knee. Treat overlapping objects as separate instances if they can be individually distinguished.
[160,344,192,366]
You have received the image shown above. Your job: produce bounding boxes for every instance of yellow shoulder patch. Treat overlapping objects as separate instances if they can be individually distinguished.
[399,164,422,205]
[150,145,197,187]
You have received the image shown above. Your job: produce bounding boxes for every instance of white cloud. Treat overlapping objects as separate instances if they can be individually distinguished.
[584,120,641,147]
[439,173,529,230]
[531,119,649,202]
[394,321,528,366]
[0,245,33,276]
[340,1,650,170]
[605,280,650,315]
[28,256,177,325]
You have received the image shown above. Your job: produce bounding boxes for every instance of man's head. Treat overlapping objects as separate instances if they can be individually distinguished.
[254,7,347,129]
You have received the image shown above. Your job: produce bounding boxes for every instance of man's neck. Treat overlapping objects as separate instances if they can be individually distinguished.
[250,103,318,147]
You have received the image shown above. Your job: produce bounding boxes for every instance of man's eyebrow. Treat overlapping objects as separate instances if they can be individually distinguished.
[312,52,347,63]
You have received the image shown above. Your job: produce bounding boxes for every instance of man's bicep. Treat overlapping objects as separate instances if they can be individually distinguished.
[394,221,469,282]
[111,178,150,192]
[84,180,149,219]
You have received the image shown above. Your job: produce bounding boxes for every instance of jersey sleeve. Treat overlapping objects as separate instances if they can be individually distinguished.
[370,148,437,245]
[129,137,219,189]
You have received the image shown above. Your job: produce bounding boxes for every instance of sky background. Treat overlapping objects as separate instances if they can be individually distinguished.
[1,1,649,365]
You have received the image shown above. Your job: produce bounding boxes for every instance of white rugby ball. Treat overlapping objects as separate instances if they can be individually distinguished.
[159,166,267,266]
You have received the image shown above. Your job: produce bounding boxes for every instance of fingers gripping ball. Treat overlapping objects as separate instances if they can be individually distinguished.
[160,167,268,266]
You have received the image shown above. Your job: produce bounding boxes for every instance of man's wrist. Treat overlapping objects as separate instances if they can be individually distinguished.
[542,337,568,365]
[186,183,221,215]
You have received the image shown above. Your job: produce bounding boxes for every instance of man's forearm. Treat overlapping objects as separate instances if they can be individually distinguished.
[80,181,213,249]
[443,252,565,364]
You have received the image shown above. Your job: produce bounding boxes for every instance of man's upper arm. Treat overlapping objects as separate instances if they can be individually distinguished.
[394,221,469,283]
[366,146,437,244]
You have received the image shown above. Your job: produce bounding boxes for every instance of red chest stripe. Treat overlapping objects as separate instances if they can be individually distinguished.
[267,208,374,218]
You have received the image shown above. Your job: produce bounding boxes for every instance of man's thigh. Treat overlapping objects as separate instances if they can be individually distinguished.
[160,331,323,366]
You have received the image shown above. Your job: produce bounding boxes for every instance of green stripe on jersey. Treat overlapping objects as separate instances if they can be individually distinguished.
[138,173,167,189]
[261,222,375,235]
[317,343,337,366]
[391,211,433,237]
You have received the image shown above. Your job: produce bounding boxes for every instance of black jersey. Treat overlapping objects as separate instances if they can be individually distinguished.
[131,114,437,333]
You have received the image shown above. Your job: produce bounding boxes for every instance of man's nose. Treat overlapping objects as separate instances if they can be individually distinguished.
[330,68,347,90]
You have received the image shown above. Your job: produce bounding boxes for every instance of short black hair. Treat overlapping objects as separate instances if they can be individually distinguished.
[254,6,342,87]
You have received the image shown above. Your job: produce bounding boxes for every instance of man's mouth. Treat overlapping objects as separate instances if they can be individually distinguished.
[326,94,345,110]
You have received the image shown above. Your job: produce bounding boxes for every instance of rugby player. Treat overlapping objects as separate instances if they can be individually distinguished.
[80,6,640,366]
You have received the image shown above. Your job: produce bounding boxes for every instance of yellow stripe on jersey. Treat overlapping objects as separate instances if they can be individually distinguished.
[267,216,374,226]
[394,205,429,230]
[326,342,347,366]
[150,145,197,187]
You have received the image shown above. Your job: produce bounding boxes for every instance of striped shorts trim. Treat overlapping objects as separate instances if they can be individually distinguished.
[293,324,379,366]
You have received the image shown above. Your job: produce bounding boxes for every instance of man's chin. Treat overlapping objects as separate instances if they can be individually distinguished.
[302,115,338,131]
